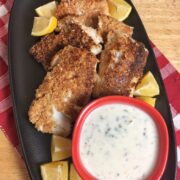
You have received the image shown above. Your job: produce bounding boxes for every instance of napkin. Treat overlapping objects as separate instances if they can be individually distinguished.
[0,0,180,179]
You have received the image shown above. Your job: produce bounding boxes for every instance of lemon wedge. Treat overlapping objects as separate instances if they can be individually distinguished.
[51,135,72,161]
[41,161,68,180]
[136,97,157,107]
[134,71,160,97]
[70,164,82,180]
[31,16,57,36]
[35,1,58,18]
[107,0,132,21]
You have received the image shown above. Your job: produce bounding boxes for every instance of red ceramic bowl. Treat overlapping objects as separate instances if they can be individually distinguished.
[72,96,169,180]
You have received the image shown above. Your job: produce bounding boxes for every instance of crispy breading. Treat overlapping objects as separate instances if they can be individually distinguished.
[29,46,98,136]
[56,0,109,18]
[98,14,133,41]
[56,13,99,30]
[55,15,103,47]
[93,32,148,97]
[30,20,102,70]
[29,33,62,69]
[74,12,100,28]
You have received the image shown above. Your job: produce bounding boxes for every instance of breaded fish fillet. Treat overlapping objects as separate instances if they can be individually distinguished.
[30,21,102,70]
[29,46,98,136]
[93,32,148,97]
[71,12,100,28]
[56,15,103,47]
[30,33,61,70]
[98,14,133,41]
[56,13,100,31]
[56,0,109,18]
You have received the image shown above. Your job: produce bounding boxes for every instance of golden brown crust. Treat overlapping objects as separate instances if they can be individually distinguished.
[36,46,98,106]
[28,1,150,136]
[29,96,81,134]
[29,33,62,69]
[29,46,98,134]
[98,14,133,41]
[30,22,101,70]
[56,0,109,19]
[56,13,100,29]
[93,32,148,97]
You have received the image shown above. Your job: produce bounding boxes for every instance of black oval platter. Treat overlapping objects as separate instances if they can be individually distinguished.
[8,0,177,179]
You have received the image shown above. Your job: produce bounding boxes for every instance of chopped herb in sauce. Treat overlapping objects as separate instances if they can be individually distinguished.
[80,104,159,180]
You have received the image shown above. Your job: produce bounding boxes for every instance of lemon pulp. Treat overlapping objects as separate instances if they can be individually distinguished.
[41,161,68,180]
[35,1,58,18]
[108,0,132,21]
[31,16,57,36]
[136,97,157,107]
[134,71,160,97]
[70,164,82,180]
[51,135,72,161]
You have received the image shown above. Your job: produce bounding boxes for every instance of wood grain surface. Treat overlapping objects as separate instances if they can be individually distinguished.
[133,0,180,71]
[0,1,179,180]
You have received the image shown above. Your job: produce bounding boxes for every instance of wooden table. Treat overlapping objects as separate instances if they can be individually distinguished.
[0,1,180,179]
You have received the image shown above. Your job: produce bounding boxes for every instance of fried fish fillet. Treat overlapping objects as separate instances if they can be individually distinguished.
[56,0,109,19]
[56,13,100,31]
[30,21,102,70]
[72,12,100,28]
[55,15,103,46]
[93,32,148,98]
[98,14,133,41]
[29,46,98,136]
[30,33,61,70]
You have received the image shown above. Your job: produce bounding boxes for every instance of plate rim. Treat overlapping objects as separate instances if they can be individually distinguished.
[8,0,177,179]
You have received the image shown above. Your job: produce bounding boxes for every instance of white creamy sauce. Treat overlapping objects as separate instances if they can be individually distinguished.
[80,104,159,180]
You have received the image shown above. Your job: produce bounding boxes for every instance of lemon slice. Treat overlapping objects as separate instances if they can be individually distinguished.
[70,164,82,180]
[41,161,68,180]
[51,135,72,161]
[136,97,156,107]
[31,16,57,36]
[134,71,160,97]
[107,0,132,21]
[35,1,58,18]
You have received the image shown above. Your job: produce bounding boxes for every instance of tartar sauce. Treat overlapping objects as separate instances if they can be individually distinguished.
[80,104,159,180]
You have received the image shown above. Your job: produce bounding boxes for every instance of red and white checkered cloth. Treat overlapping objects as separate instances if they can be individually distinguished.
[0,0,180,179]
